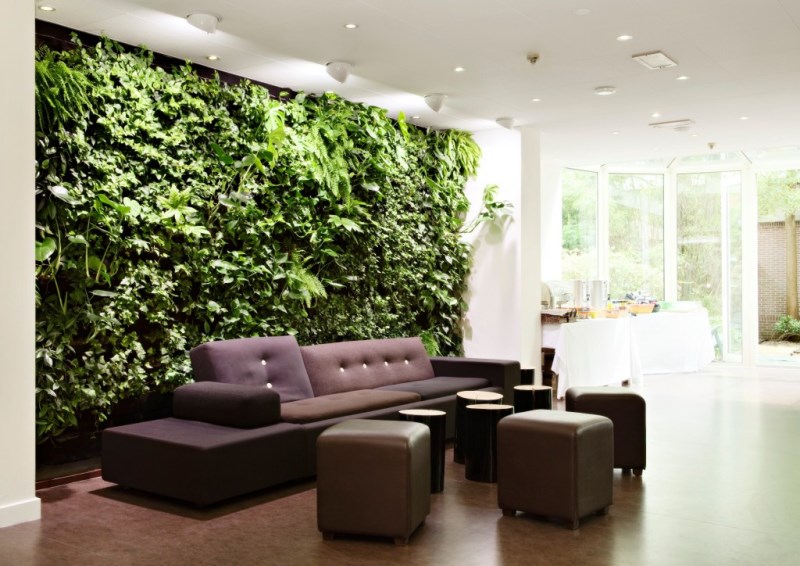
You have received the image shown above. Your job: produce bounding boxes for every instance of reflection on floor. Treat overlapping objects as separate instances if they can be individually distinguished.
[1,365,799,565]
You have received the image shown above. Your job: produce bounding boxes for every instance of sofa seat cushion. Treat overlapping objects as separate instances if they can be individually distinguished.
[280,390,421,424]
[300,337,435,397]
[190,335,314,402]
[377,376,492,400]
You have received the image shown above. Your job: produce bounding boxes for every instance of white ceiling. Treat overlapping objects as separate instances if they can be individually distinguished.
[36,0,800,166]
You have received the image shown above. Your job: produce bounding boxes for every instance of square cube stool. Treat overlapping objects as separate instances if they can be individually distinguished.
[566,386,646,476]
[497,410,613,529]
[316,419,430,545]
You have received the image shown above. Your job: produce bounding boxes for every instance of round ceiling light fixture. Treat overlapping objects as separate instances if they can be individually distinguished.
[344,23,358,29]
[594,86,617,96]
[616,34,633,42]
[38,5,56,12]
[186,12,221,34]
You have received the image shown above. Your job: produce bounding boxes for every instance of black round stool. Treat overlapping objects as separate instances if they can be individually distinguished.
[465,403,514,483]
[454,391,503,464]
[399,408,447,493]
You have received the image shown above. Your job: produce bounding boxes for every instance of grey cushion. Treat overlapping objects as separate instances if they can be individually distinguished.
[173,381,281,428]
[189,335,314,402]
[300,337,435,397]
[378,376,491,400]
[280,389,421,424]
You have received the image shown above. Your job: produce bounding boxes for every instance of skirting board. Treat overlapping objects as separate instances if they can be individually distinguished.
[0,497,41,529]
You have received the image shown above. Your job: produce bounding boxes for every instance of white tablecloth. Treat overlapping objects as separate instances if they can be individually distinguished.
[629,311,715,374]
[551,311,715,399]
[552,318,642,400]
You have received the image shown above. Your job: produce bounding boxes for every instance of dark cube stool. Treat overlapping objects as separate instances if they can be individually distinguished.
[566,386,646,476]
[316,419,430,545]
[497,410,613,529]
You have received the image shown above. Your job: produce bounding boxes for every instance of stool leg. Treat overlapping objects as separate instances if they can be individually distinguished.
[570,518,580,530]
[394,536,409,546]
[622,468,631,475]
[633,468,643,477]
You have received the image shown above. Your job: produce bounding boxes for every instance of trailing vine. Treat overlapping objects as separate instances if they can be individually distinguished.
[34,38,482,442]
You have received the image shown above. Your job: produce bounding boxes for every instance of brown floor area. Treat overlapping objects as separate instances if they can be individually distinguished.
[2,365,800,566]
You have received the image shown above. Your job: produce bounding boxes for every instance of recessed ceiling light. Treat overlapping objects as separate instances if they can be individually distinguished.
[651,112,661,118]
[453,66,466,73]
[574,8,591,16]
[616,35,633,42]
[740,116,749,121]
[206,55,220,61]
[691,134,698,137]
[531,98,542,102]
[611,131,620,135]
[594,86,616,96]
[411,115,420,120]
[676,75,690,81]
[344,23,358,29]
[38,5,56,11]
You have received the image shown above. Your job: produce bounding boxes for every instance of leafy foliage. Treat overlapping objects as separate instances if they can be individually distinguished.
[774,315,800,341]
[35,38,480,442]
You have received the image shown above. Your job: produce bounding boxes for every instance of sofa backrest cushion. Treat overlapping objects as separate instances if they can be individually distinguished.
[300,337,435,397]
[189,336,314,402]
[173,381,281,428]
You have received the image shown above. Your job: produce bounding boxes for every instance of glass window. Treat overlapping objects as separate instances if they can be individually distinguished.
[561,169,598,281]
[608,174,664,300]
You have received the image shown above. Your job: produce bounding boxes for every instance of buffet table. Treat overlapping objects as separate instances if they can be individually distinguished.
[551,310,714,399]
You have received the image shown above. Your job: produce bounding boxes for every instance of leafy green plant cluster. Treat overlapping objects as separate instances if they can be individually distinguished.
[774,316,800,341]
[35,39,481,442]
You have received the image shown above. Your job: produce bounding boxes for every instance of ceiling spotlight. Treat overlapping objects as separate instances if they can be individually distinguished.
[496,117,515,129]
[325,61,351,83]
[632,51,678,70]
[616,35,633,42]
[611,131,620,135]
[531,98,542,102]
[424,93,447,112]
[676,75,690,81]
[594,86,616,96]
[453,66,466,73]
[411,115,420,120]
[344,23,358,29]
[186,12,221,34]
[206,55,220,61]
[740,116,750,121]
[38,5,56,12]
[651,112,661,118]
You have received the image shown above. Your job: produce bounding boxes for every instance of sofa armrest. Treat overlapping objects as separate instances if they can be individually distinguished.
[173,381,281,428]
[429,357,521,401]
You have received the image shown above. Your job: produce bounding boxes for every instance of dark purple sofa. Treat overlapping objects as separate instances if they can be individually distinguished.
[102,336,519,506]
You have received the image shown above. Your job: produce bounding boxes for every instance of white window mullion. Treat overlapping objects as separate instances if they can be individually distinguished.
[597,165,609,282]
[663,164,678,301]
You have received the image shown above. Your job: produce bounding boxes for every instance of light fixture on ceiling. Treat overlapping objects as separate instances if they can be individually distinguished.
[453,66,466,73]
[676,75,690,81]
[616,34,633,42]
[650,118,695,131]
[651,112,661,118]
[531,98,541,102]
[206,55,220,61]
[325,61,351,83]
[424,93,447,112]
[38,5,56,12]
[186,12,221,34]
[496,117,515,129]
[632,51,678,70]
[344,23,358,29]
[594,86,616,96]
[740,116,750,121]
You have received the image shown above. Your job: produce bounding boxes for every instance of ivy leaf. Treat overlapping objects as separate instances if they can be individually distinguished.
[35,237,57,262]
[210,142,234,165]
[91,290,118,298]
[49,185,80,205]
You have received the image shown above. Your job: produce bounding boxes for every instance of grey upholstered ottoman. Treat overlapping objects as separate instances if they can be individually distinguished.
[566,386,646,475]
[497,410,613,529]
[316,419,431,545]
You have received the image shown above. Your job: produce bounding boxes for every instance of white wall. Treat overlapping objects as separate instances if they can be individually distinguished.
[462,128,542,374]
[0,4,40,528]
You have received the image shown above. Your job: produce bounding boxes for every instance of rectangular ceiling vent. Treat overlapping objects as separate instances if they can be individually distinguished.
[633,51,678,70]
[649,119,695,131]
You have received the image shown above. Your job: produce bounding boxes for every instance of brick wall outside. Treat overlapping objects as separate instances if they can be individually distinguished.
[758,219,800,340]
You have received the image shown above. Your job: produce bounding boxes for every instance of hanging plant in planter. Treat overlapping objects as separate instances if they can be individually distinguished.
[34,37,484,445]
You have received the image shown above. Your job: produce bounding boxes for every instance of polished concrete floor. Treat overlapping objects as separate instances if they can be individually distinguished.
[2,365,799,566]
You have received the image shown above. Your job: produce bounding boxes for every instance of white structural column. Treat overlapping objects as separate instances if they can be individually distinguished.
[0,4,41,528]
[462,127,542,379]
[740,167,758,365]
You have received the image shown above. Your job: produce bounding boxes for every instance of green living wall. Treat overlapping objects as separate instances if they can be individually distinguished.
[35,38,482,443]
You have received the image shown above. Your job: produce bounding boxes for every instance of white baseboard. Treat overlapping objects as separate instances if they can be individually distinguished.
[0,497,41,529]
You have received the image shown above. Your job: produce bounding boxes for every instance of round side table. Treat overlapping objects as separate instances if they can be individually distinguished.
[399,408,447,493]
[454,391,503,464]
[513,385,553,413]
[464,403,514,483]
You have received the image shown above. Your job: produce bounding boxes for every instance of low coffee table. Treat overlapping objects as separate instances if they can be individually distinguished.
[465,403,514,483]
[513,385,553,413]
[399,408,447,493]
[454,391,503,464]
